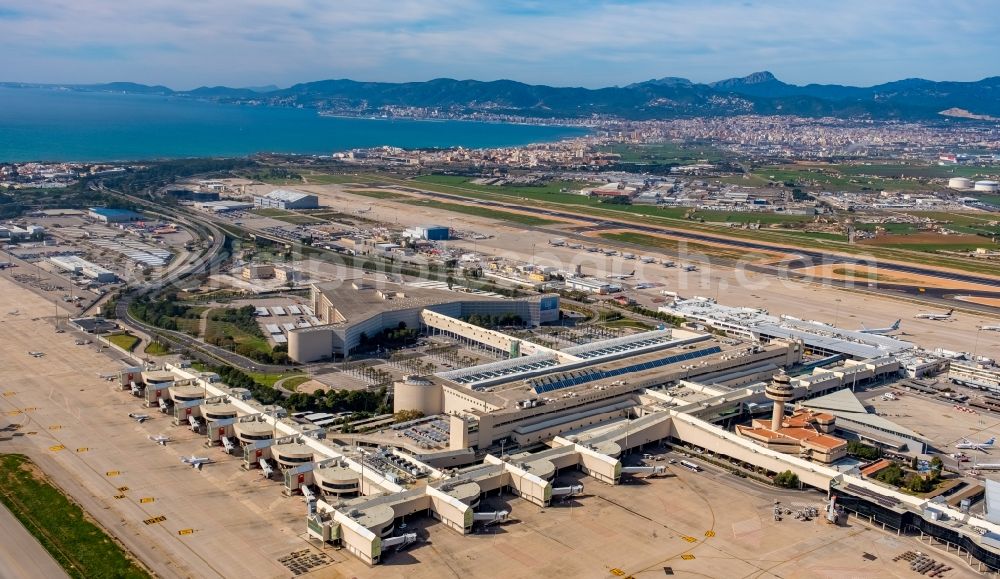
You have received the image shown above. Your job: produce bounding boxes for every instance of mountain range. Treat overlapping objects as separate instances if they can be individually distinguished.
[5,72,1000,121]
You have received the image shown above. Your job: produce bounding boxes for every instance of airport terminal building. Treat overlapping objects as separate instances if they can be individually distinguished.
[287,280,560,362]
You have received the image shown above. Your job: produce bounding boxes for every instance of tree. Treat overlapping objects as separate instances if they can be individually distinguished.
[773,470,799,489]
[394,410,424,424]
[875,462,905,487]
[847,441,881,460]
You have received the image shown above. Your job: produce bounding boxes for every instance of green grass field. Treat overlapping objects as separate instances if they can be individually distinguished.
[253,207,292,218]
[248,371,302,388]
[204,309,271,355]
[144,341,170,356]
[344,189,409,200]
[0,454,149,579]
[598,231,770,261]
[403,199,558,225]
[609,142,728,164]
[282,375,314,392]
[107,333,140,352]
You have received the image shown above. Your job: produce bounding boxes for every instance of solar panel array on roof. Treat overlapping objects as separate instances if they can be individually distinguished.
[270,306,286,316]
[437,354,559,388]
[255,307,270,317]
[272,334,287,344]
[531,346,723,395]
[288,305,302,315]
[844,483,900,508]
[265,324,281,334]
[563,330,677,360]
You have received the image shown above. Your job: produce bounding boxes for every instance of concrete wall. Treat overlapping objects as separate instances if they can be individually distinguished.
[288,327,335,363]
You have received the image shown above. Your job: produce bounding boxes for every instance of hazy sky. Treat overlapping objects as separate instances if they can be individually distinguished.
[1,0,998,89]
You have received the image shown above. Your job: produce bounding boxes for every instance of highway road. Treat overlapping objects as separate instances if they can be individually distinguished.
[0,502,69,579]
[95,184,295,374]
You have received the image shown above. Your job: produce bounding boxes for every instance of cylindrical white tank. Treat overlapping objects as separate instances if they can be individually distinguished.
[948,177,973,189]
[393,376,443,415]
[974,180,999,192]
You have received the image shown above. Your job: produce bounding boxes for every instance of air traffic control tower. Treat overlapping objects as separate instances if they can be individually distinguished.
[766,372,794,431]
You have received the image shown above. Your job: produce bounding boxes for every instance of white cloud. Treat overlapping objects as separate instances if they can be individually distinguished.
[0,0,997,88]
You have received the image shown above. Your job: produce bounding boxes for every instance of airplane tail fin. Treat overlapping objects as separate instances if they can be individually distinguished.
[947,309,954,315]
[987,438,996,446]
[891,319,901,330]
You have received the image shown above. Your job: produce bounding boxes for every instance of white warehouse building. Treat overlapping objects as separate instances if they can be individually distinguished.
[49,255,118,283]
[253,189,320,210]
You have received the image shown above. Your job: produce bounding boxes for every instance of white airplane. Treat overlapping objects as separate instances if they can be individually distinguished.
[915,308,954,320]
[859,319,901,335]
[27,351,44,357]
[980,325,1000,333]
[128,413,150,423]
[148,434,171,446]
[181,455,213,470]
[956,437,995,451]
[608,270,635,280]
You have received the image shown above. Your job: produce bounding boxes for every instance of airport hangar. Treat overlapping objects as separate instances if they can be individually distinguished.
[287,280,560,362]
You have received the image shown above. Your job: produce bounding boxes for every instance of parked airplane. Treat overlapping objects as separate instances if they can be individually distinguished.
[148,434,171,446]
[662,261,676,268]
[859,319,901,335]
[181,455,213,470]
[682,264,698,272]
[608,270,635,280]
[27,351,44,357]
[128,413,150,423]
[956,437,995,451]
[915,308,954,320]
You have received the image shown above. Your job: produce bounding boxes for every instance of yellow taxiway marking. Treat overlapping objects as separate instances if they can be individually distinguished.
[704,530,715,538]
[2,391,15,397]
[177,528,195,536]
[47,425,61,430]
[76,447,89,453]
[681,554,696,560]
[143,515,167,525]
[48,444,65,452]
[106,470,121,477]
[681,535,698,543]
[139,497,155,504]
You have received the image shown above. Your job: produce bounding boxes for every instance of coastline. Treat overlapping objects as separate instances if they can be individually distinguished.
[0,86,589,163]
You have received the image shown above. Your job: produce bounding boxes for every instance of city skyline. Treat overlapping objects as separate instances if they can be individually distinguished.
[1,0,998,90]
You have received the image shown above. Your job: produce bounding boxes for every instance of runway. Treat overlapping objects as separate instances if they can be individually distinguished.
[389,185,1000,288]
